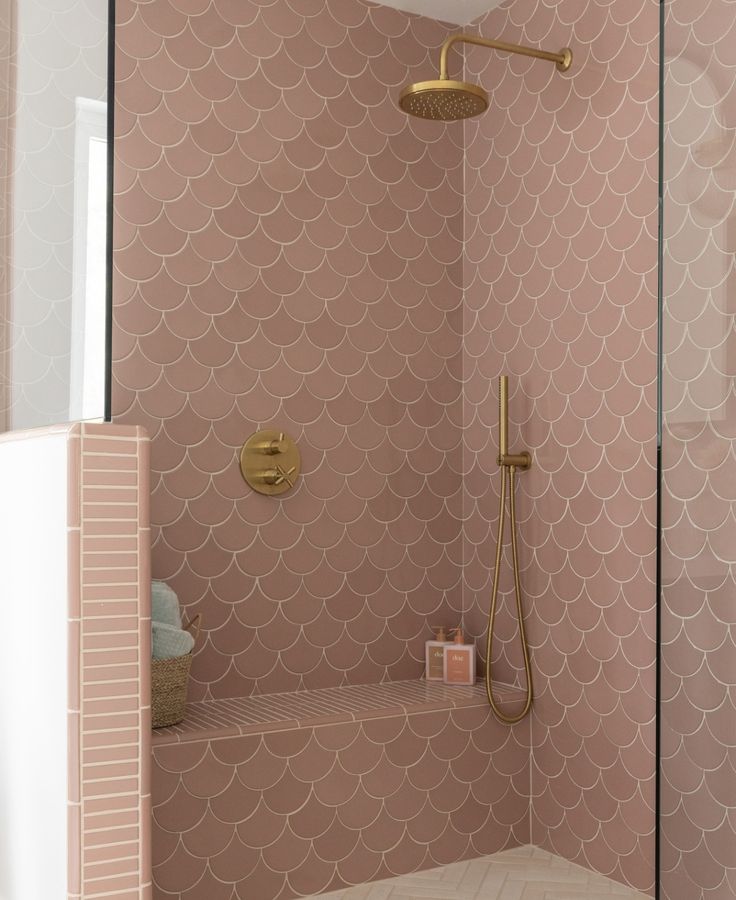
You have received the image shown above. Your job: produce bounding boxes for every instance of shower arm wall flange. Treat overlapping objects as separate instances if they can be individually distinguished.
[438,33,573,81]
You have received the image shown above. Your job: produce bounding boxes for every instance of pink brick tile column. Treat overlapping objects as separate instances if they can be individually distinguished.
[70,424,152,899]
[0,422,152,899]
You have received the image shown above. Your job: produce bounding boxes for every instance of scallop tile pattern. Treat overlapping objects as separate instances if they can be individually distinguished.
[113,0,665,893]
[461,1,659,893]
[659,2,736,898]
[112,0,466,701]
[151,694,531,899]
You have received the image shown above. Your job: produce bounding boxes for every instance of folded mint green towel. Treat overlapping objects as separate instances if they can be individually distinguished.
[152,621,194,660]
[152,581,181,628]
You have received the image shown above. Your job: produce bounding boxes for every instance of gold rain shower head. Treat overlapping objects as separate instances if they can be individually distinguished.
[399,33,573,122]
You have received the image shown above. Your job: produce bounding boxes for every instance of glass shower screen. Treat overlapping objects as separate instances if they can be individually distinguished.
[659,1,736,897]
[0,0,111,433]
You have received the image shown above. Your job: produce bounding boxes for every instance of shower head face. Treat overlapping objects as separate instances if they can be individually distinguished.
[398,79,489,121]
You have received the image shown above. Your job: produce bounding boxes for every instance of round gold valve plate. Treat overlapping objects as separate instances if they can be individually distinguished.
[240,429,301,496]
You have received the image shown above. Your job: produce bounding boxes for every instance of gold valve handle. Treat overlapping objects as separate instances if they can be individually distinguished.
[258,469,281,485]
[274,464,296,487]
[252,432,287,455]
[256,465,297,487]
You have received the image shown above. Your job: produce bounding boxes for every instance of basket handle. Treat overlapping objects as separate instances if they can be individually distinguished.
[183,613,201,645]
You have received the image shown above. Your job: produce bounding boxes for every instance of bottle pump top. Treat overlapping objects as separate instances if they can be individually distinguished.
[433,625,447,641]
[451,627,465,644]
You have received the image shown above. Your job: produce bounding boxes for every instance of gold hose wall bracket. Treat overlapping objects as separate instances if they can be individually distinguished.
[486,376,534,724]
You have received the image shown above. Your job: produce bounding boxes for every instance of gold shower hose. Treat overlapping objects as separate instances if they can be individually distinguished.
[485,378,534,724]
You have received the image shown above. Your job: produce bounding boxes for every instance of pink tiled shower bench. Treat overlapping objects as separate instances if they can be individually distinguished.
[151,679,530,899]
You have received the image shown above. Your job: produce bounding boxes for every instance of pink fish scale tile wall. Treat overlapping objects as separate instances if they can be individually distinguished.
[461,0,659,893]
[660,1,736,898]
[112,0,664,895]
[113,0,466,700]
[151,694,530,899]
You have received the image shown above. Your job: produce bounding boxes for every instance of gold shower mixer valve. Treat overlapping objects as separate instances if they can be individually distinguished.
[240,429,301,495]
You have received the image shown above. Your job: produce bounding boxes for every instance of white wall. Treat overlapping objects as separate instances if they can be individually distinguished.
[376,0,504,25]
[0,429,69,899]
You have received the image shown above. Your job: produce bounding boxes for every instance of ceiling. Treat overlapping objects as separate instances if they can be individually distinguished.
[376,0,505,26]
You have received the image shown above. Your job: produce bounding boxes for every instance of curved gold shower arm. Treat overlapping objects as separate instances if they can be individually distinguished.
[438,33,573,81]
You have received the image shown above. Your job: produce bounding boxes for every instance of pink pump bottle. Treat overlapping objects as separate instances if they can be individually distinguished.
[443,627,476,685]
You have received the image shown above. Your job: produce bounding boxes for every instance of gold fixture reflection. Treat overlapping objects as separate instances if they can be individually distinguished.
[399,33,573,121]
[240,429,300,496]
[486,376,533,724]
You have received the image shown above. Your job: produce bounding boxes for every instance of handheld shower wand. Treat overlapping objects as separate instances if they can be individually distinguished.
[486,376,534,724]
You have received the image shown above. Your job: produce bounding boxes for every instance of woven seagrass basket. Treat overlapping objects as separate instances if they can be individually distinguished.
[151,615,200,729]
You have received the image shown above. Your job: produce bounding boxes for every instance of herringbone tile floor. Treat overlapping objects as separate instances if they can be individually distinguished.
[315,846,651,899]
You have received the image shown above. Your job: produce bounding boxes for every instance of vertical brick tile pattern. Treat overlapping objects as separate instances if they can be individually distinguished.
[461,2,659,893]
[151,696,531,900]
[660,3,736,898]
[112,0,466,702]
[75,423,152,899]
